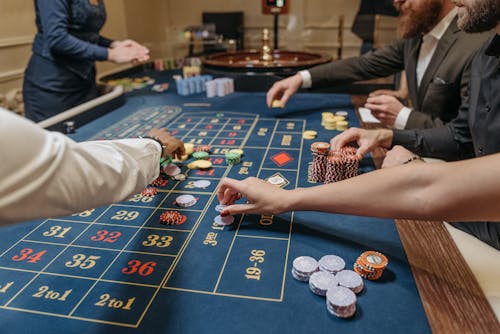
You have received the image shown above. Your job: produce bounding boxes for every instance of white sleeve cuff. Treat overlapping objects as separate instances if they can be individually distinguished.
[298,70,312,88]
[394,107,412,130]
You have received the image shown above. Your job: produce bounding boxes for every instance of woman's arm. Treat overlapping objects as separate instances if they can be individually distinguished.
[218,154,500,222]
[38,0,109,61]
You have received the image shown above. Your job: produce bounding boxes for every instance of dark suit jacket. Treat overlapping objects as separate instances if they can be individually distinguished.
[393,34,500,161]
[309,17,491,129]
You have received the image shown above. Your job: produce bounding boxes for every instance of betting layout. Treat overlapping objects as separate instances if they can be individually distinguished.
[0,110,306,327]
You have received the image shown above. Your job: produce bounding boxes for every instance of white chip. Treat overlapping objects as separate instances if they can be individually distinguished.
[214,215,234,226]
[164,164,181,176]
[193,180,211,189]
[267,176,285,185]
[176,194,197,207]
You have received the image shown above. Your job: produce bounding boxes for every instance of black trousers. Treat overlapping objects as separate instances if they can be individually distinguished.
[451,222,500,250]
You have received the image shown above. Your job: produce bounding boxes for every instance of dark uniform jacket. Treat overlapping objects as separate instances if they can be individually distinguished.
[309,17,490,129]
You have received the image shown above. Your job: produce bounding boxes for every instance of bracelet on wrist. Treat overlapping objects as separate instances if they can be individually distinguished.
[140,136,166,157]
[402,156,424,164]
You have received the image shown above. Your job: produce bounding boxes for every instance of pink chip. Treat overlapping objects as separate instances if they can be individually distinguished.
[163,164,181,176]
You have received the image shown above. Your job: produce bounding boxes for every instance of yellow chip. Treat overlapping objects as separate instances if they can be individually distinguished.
[302,130,317,139]
[187,162,198,169]
[336,121,349,131]
[271,100,282,108]
[172,154,189,163]
[184,143,194,156]
[229,149,244,156]
[195,160,212,169]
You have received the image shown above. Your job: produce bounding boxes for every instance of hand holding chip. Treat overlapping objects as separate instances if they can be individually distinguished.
[330,128,393,160]
[217,177,290,216]
[266,74,303,108]
[148,128,185,159]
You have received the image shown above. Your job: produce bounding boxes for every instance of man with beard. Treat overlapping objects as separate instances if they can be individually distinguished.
[266,0,490,129]
[328,0,500,249]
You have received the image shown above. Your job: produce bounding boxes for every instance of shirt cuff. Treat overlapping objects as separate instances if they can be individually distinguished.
[394,107,412,130]
[298,70,312,89]
[93,45,109,61]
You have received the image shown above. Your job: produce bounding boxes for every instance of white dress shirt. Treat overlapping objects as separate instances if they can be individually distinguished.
[0,108,161,224]
[299,8,457,129]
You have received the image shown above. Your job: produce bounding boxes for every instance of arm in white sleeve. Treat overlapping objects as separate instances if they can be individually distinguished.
[0,109,161,224]
[393,107,412,130]
[298,70,312,88]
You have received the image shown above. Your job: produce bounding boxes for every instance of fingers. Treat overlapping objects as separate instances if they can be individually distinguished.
[279,89,293,108]
[221,203,255,216]
[266,83,283,107]
[217,178,245,204]
[330,128,359,151]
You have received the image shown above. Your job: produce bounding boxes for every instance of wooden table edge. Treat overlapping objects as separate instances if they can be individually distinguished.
[351,95,500,333]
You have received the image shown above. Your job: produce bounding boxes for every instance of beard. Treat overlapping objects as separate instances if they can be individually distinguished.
[456,0,500,33]
[395,0,444,38]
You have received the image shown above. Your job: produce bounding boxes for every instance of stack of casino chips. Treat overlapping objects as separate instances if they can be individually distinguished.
[194,145,211,153]
[192,151,210,160]
[336,270,364,294]
[159,211,186,225]
[326,286,357,318]
[291,256,319,282]
[225,151,241,165]
[325,151,344,184]
[150,176,167,187]
[353,251,389,281]
[176,194,198,208]
[318,255,345,274]
[342,146,359,179]
[309,271,338,296]
[141,187,158,197]
[310,142,330,182]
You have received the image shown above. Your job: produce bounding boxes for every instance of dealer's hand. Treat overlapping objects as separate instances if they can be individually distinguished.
[266,74,303,108]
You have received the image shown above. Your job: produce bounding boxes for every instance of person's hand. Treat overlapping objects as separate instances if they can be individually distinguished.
[266,74,303,108]
[108,43,150,64]
[364,95,405,127]
[149,128,185,159]
[382,145,424,169]
[330,127,393,160]
[217,177,290,216]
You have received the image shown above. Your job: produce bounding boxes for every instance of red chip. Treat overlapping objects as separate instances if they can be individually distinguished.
[141,187,158,197]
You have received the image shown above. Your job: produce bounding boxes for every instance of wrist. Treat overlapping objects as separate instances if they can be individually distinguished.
[141,136,166,157]
[379,129,394,148]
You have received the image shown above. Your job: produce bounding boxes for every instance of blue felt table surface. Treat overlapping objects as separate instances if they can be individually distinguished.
[0,70,430,333]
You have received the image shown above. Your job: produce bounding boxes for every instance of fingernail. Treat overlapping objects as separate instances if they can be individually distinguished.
[221,211,228,217]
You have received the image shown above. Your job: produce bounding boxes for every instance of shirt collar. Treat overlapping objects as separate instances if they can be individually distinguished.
[485,34,500,57]
[425,8,457,41]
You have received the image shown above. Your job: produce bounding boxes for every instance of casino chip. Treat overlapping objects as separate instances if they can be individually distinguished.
[184,143,195,156]
[194,145,211,153]
[141,187,158,197]
[318,255,345,274]
[175,194,197,208]
[193,180,211,189]
[192,151,210,160]
[214,215,234,226]
[309,271,338,296]
[326,286,357,318]
[163,164,181,176]
[302,130,317,140]
[353,251,388,280]
[292,256,319,282]
[267,175,285,186]
[150,177,167,187]
[159,211,187,225]
[336,270,364,294]
[229,149,244,156]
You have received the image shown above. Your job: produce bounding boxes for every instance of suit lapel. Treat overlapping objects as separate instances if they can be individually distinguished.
[406,37,421,110]
[417,16,460,105]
